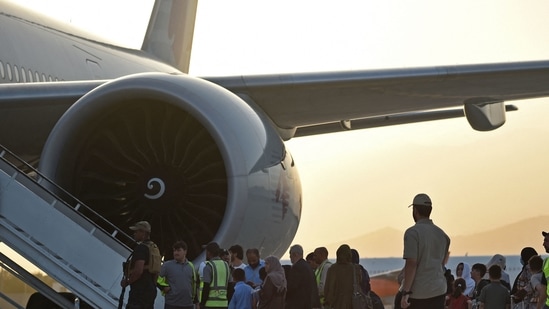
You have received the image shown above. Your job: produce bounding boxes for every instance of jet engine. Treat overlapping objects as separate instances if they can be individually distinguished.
[38,73,302,261]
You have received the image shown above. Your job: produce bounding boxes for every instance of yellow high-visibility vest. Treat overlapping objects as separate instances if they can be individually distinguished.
[315,260,332,305]
[205,259,229,307]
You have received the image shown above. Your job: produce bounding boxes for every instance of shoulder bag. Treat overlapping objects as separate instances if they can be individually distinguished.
[352,264,373,309]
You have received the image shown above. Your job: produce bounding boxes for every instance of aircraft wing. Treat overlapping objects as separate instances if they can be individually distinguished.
[205,59,549,139]
[3,59,549,158]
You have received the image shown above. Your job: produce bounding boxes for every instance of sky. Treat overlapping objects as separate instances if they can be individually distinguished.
[8,0,549,258]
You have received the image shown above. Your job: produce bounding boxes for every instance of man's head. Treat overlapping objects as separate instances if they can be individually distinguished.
[528,255,543,273]
[542,231,549,253]
[408,193,432,221]
[172,240,188,262]
[232,268,246,282]
[220,249,230,263]
[246,248,260,268]
[306,252,318,270]
[205,242,220,260]
[488,264,502,280]
[289,244,304,264]
[129,221,151,241]
[471,263,487,281]
[229,244,244,262]
[313,247,329,265]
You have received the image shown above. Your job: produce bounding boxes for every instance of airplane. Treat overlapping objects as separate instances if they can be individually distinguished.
[1,0,549,304]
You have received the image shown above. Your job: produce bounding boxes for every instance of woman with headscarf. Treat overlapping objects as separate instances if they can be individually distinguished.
[351,249,371,294]
[324,244,361,309]
[258,255,286,309]
[485,254,511,288]
[455,262,475,297]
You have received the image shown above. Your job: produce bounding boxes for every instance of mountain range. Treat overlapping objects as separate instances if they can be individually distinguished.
[326,215,549,258]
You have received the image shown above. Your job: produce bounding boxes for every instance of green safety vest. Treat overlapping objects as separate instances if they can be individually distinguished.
[198,280,204,301]
[198,262,206,301]
[315,260,332,305]
[205,259,229,307]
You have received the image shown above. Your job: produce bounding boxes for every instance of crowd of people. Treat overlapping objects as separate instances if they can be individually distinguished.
[394,194,549,309]
[120,220,375,309]
[120,193,549,309]
[437,248,548,309]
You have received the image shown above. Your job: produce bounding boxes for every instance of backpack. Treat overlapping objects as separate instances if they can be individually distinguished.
[367,290,384,309]
[143,240,162,275]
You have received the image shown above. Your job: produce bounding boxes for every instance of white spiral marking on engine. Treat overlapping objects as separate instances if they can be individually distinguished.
[144,178,165,200]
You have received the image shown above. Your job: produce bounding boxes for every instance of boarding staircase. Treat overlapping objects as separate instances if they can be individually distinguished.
[0,144,135,308]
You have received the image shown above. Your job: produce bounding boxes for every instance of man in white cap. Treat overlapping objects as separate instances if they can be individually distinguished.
[400,193,450,309]
[121,221,158,309]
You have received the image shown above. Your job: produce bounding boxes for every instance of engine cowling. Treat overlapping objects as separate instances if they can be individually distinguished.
[39,73,302,261]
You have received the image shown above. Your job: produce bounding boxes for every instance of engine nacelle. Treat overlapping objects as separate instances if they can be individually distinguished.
[39,73,301,260]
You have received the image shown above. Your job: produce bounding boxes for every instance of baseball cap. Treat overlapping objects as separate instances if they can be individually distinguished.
[408,193,432,207]
[203,241,220,254]
[543,231,549,237]
[129,221,151,233]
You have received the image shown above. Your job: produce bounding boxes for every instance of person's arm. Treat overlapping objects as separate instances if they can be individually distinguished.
[400,258,418,309]
[477,287,486,309]
[200,282,211,307]
[535,283,546,309]
[200,263,212,307]
[157,262,170,294]
[259,277,274,303]
[125,259,145,285]
[252,286,260,309]
[122,244,148,287]
[193,267,200,304]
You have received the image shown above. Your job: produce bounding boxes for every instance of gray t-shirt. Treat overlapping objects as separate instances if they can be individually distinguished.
[159,259,196,306]
[403,218,450,299]
[478,281,511,309]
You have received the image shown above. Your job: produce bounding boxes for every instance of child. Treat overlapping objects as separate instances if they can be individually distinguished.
[526,255,546,309]
[251,266,268,309]
[229,268,253,309]
[478,265,511,309]
[448,278,472,309]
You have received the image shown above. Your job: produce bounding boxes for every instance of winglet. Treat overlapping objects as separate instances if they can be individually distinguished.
[141,0,198,73]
